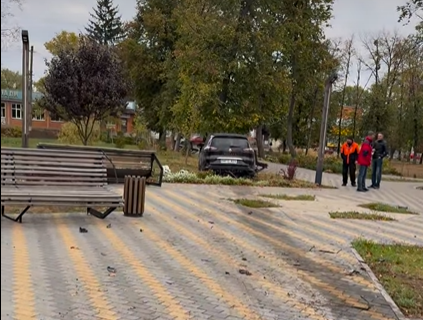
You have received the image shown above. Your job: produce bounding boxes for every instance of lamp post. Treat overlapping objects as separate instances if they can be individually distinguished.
[315,73,338,185]
[21,30,30,148]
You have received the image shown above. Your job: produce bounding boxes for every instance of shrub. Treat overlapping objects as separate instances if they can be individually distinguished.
[280,158,298,180]
[58,122,100,145]
[269,153,400,176]
[114,132,126,149]
[1,126,22,138]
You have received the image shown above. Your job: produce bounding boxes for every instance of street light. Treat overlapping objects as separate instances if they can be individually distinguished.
[315,73,338,186]
[21,30,30,148]
[22,30,29,44]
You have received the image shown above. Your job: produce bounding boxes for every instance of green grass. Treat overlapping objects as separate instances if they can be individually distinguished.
[232,198,279,208]
[259,194,315,201]
[358,203,418,214]
[353,239,423,318]
[328,211,395,221]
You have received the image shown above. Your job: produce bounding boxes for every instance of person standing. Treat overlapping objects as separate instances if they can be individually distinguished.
[340,137,359,186]
[357,132,375,192]
[370,133,388,189]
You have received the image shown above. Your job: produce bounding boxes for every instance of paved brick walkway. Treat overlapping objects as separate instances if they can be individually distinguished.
[1,183,422,320]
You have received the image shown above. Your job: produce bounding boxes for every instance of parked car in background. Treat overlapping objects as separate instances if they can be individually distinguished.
[198,133,267,178]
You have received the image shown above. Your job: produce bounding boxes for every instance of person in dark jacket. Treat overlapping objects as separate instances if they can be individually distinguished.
[357,132,375,192]
[370,133,388,189]
[340,137,359,186]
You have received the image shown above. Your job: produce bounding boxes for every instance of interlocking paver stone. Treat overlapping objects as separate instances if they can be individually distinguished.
[1,178,421,320]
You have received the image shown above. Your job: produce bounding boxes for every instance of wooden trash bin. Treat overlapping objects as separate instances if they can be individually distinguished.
[123,176,146,217]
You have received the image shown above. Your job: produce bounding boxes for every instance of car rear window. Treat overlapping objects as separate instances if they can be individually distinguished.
[210,137,249,149]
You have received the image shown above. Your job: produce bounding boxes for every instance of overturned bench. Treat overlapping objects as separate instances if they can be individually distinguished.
[1,147,123,223]
[37,143,164,186]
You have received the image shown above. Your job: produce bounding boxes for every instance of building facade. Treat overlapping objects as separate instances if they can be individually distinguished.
[1,89,136,135]
[1,89,64,130]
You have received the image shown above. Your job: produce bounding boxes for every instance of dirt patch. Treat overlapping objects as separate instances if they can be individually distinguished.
[391,161,423,179]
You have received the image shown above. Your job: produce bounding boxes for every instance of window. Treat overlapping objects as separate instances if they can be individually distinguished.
[1,103,5,118]
[121,119,127,133]
[211,137,249,149]
[32,109,45,121]
[49,112,63,122]
[12,103,22,119]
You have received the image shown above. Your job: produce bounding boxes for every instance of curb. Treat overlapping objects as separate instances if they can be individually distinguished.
[351,248,407,320]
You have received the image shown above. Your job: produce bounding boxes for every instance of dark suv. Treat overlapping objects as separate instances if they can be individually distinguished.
[198,133,266,177]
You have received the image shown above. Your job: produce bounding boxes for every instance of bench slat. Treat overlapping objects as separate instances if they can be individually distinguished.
[2,195,121,200]
[4,177,106,182]
[1,201,123,206]
[5,186,118,193]
[2,181,107,186]
[1,148,103,158]
[1,156,104,164]
[7,169,106,176]
[2,166,105,173]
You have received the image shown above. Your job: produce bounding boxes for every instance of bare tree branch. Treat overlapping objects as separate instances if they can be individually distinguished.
[1,0,23,49]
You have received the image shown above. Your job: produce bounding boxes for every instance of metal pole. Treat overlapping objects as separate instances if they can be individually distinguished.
[315,73,338,185]
[28,45,34,135]
[21,30,30,148]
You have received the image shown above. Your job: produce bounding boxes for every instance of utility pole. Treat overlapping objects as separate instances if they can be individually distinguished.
[315,73,338,186]
[21,30,30,148]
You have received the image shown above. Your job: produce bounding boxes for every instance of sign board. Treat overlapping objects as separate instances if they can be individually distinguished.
[1,89,21,101]
[1,89,43,102]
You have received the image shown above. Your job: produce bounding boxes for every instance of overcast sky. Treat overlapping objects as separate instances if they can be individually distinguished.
[1,0,419,87]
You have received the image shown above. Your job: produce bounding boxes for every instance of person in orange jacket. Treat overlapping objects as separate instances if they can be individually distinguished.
[340,137,359,186]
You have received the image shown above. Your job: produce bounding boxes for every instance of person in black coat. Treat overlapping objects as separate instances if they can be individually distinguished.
[370,133,388,189]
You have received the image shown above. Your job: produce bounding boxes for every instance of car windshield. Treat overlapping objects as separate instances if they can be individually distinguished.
[210,137,249,149]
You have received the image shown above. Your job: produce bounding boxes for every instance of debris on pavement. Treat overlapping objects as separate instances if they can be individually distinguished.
[106,223,111,228]
[79,227,88,233]
[107,266,117,274]
[238,269,252,276]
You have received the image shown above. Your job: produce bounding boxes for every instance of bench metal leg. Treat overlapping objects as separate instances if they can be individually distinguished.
[87,207,117,219]
[1,206,30,223]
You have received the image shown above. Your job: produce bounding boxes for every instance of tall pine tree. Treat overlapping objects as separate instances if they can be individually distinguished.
[85,0,125,45]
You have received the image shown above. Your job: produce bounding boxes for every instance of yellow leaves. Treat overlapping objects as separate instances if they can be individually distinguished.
[331,125,353,137]
[44,31,80,56]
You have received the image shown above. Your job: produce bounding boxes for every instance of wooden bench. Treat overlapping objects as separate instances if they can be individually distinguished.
[1,147,124,223]
[37,143,164,186]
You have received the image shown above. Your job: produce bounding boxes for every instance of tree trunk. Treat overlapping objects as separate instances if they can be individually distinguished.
[256,125,265,158]
[174,133,181,151]
[306,87,318,155]
[170,131,175,150]
[286,91,297,158]
[159,129,167,150]
[389,148,395,160]
[420,153,422,165]
[352,61,362,139]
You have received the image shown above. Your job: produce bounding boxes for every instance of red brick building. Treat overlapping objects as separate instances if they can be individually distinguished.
[1,89,136,135]
[1,89,64,130]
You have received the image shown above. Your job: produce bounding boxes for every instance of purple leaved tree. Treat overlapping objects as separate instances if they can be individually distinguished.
[40,36,129,145]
